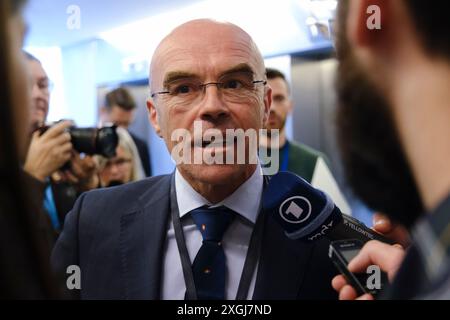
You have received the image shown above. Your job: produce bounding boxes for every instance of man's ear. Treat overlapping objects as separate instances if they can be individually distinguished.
[147,99,162,138]
[263,86,272,125]
[347,0,389,49]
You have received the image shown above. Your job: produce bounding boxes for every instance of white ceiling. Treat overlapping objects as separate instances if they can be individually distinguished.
[24,0,200,47]
[24,0,336,58]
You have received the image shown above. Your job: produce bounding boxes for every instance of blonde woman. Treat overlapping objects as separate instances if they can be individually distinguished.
[95,127,146,187]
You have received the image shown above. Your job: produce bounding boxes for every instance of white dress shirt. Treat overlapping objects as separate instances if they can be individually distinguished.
[161,166,264,300]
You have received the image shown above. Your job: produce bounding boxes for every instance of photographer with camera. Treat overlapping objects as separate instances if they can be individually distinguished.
[23,53,101,233]
[95,127,145,188]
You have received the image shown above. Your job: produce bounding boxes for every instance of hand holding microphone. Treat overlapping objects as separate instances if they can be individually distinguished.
[332,241,406,300]
[262,171,394,244]
[262,171,402,298]
[373,212,410,247]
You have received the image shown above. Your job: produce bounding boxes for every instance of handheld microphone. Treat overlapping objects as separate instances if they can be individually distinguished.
[262,172,394,244]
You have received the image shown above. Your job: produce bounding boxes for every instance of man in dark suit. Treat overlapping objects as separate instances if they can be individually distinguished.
[52,19,338,300]
[101,87,152,177]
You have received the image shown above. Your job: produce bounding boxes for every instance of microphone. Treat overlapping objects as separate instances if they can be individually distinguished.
[262,172,394,244]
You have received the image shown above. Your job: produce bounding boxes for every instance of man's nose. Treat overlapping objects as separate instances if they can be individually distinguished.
[198,85,230,123]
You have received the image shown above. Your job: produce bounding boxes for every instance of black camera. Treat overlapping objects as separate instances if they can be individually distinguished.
[69,126,118,158]
[39,123,119,158]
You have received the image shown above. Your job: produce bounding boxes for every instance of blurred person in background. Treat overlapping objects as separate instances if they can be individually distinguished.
[260,67,351,214]
[0,0,59,298]
[23,53,99,233]
[101,87,152,177]
[332,0,450,299]
[25,51,53,132]
[95,127,145,188]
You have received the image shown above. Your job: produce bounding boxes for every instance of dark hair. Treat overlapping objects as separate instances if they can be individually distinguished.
[406,0,450,59]
[104,87,136,111]
[266,68,290,93]
[10,0,27,14]
[266,68,287,81]
[0,0,59,298]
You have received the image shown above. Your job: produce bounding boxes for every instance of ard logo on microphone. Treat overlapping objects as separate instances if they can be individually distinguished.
[279,196,312,224]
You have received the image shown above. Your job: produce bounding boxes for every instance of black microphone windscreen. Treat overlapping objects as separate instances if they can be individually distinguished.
[263,172,343,241]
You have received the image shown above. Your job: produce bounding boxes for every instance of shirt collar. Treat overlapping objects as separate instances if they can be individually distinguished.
[175,166,264,224]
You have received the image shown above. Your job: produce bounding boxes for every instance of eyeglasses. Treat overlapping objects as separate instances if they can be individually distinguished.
[104,158,132,170]
[151,71,267,107]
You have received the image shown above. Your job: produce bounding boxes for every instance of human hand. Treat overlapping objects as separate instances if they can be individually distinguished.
[24,121,73,182]
[59,152,99,192]
[372,212,410,247]
[331,240,406,300]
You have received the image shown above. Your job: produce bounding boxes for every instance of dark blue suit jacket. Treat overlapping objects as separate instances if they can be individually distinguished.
[52,174,338,299]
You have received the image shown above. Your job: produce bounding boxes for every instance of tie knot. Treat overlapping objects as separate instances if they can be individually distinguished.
[190,206,235,242]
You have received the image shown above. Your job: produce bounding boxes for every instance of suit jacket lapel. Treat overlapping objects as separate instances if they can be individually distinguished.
[252,213,314,300]
[119,175,172,299]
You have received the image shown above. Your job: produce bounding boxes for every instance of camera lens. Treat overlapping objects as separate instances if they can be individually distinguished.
[96,126,119,158]
[69,126,118,157]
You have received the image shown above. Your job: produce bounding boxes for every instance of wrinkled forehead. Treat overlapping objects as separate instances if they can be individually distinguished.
[150,21,265,90]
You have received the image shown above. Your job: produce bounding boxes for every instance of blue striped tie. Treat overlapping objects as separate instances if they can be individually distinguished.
[189,206,235,300]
